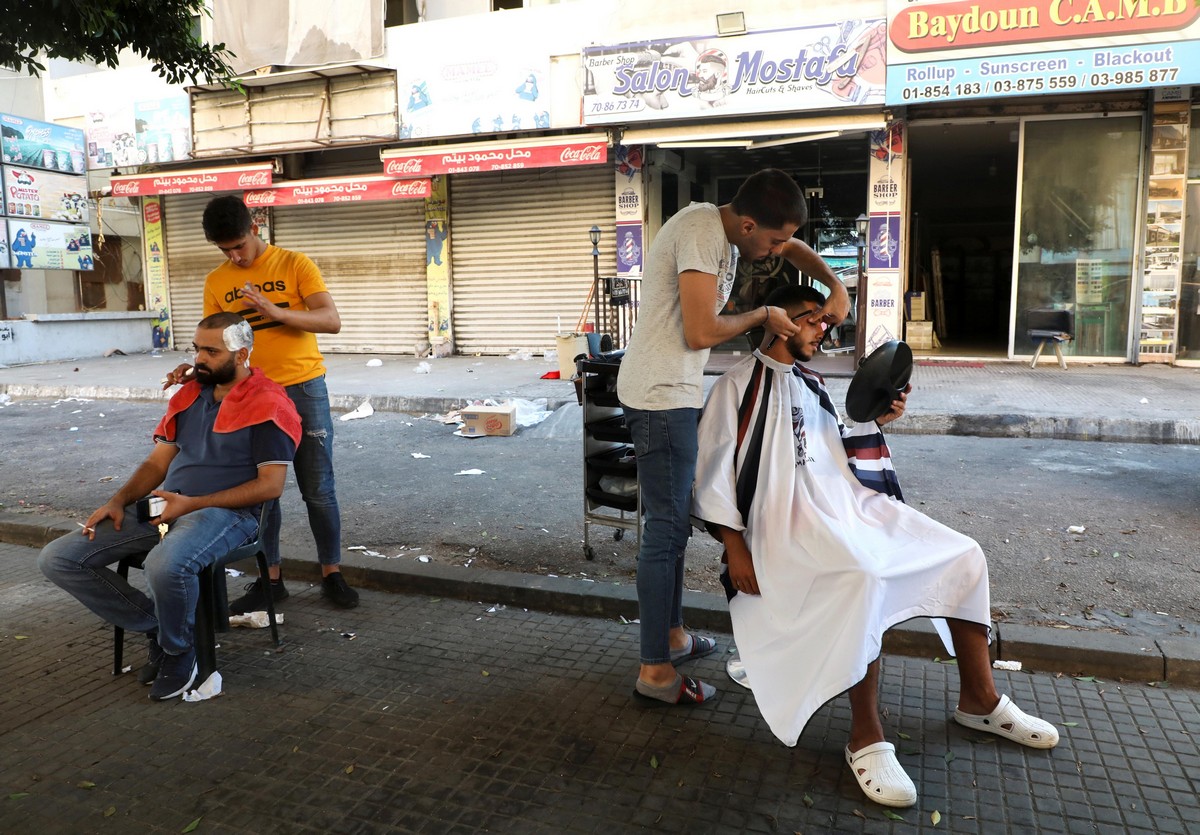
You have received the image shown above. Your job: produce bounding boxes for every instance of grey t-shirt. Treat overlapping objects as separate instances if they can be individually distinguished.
[618,203,737,410]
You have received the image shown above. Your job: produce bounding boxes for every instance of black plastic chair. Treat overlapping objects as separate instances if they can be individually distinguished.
[112,504,280,687]
[1027,308,1074,370]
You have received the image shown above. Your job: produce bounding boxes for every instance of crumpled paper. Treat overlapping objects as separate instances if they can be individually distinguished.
[183,670,223,702]
[340,400,374,421]
[229,611,284,629]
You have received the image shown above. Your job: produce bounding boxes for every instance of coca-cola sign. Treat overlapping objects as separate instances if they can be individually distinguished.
[237,170,272,187]
[382,138,608,177]
[244,177,432,207]
[110,164,273,197]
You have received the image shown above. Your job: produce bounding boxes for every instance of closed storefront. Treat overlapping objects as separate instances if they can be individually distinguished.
[162,193,216,346]
[449,165,615,354]
[272,199,426,353]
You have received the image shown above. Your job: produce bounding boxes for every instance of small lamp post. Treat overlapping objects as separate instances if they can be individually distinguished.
[854,213,869,358]
[589,225,601,337]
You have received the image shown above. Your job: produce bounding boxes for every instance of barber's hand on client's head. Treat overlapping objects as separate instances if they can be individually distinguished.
[875,384,912,427]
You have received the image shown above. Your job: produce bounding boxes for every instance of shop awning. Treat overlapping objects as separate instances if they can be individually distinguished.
[244,175,432,207]
[619,113,886,149]
[110,163,274,197]
[380,132,610,177]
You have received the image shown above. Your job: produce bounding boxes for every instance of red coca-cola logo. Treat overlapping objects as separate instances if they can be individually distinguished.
[112,180,139,196]
[391,179,428,197]
[244,190,276,206]
[559,145,605,164]
[386,158,425,175]
[238,171,271,187]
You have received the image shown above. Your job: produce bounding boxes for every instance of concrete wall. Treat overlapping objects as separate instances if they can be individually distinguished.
[0,313,157,365]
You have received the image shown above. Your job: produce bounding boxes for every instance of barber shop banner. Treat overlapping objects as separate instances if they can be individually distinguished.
[886,0,1200,104]
[583,18,886,125]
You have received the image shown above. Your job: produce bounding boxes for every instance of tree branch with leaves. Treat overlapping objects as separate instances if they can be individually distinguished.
[1,0,235,85]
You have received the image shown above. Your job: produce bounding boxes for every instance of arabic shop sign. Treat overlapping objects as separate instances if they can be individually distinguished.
[244,176,432,207]
[110,164,274,197]
[582,19,886,125]
[382,139,607,177]
[887,0,1200,103]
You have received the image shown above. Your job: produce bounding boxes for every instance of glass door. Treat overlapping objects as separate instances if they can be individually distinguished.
[1011,115,1144,359]
[1179,108,1200,362]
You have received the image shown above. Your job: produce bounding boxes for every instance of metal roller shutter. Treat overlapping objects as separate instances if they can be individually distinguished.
[451,166,616,354]
[271,200,426,353]
[163,193,219,349]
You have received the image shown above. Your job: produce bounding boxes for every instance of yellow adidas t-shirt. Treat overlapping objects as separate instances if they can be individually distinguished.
[203,245,328,387]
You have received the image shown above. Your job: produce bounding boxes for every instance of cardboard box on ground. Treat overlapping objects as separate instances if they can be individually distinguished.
[460,403,517,436]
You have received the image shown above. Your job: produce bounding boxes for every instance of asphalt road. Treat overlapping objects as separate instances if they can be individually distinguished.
[4,396,1199,639]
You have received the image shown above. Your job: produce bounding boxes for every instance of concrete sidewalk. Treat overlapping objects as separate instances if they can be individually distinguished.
[2,540,1199,834]
[2,348,1199,443]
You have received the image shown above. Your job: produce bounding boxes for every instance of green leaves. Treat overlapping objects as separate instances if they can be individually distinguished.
[0,1,234,85]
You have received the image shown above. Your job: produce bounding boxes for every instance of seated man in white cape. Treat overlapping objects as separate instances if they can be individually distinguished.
[692,283,1059,809]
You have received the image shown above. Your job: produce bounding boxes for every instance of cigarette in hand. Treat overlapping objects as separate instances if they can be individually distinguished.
[184,367,194,377]
[77,522,95,533]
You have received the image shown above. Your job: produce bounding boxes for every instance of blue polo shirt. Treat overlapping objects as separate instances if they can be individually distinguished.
[156,386,296,496]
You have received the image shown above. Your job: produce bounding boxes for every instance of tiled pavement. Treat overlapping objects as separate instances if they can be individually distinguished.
[2,541,1199,835]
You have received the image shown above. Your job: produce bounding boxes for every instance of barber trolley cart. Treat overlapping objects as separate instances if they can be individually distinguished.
[578,351,640,560]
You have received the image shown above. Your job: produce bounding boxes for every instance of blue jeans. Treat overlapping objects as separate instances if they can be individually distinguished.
[266,375,342,568]
[623,405,700,665]
[38,507,259,655]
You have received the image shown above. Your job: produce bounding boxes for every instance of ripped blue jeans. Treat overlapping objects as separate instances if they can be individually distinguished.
[265,375,342,567]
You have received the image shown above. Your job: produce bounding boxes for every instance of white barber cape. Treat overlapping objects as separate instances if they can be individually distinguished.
[692,352,991,746]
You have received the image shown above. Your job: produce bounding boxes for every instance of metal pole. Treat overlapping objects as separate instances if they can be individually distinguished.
[592,243,601,337]
[855,237,867,358]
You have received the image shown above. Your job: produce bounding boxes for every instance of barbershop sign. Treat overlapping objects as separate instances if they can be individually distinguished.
[886,0,1200,104]
[382,137,607,177]
[110,163,274,197]
[582,19,887,125]
[244,176,432,207]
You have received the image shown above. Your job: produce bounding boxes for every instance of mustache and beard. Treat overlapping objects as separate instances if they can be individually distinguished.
[193,355,238,385]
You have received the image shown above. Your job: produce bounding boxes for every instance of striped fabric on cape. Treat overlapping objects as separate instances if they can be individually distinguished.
[731,358,903,527]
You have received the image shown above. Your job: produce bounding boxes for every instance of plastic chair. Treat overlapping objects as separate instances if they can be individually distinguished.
[112,504,280,686]
[1027,308,1074,370]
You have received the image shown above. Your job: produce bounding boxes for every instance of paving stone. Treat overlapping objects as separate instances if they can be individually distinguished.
[2,540,1199,834]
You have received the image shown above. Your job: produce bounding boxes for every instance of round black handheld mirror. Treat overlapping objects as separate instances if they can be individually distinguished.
[844,340,914,423]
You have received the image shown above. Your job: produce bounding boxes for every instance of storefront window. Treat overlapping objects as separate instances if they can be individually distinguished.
[1180,107,1200,360]
[1013,116,1143,357]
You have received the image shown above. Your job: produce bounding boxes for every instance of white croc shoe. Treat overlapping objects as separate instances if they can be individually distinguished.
[845,741,918,808]
[954,694,1060,749]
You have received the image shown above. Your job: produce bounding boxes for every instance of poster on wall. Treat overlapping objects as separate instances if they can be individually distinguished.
[3,165,90,223]
[1139,99,1189,361]
[6,219,93,270]
[1,113,87,174]
[615,145,644,279]
[396,38,550,141]
[424,178,450,343]
[85,105,137,169]
[142,197,172,349]
[134,97,193,165]
[583,18,886,125]
[886,0,1200,105]
[863,122,906,353]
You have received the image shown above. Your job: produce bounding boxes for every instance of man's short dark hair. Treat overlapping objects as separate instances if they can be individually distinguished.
[198,311,248,331]
[764,283,826,311]
[731,169,807,231]
[202,196,253,243]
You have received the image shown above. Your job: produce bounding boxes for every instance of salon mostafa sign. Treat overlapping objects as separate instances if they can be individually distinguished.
[887,0,1199,104]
